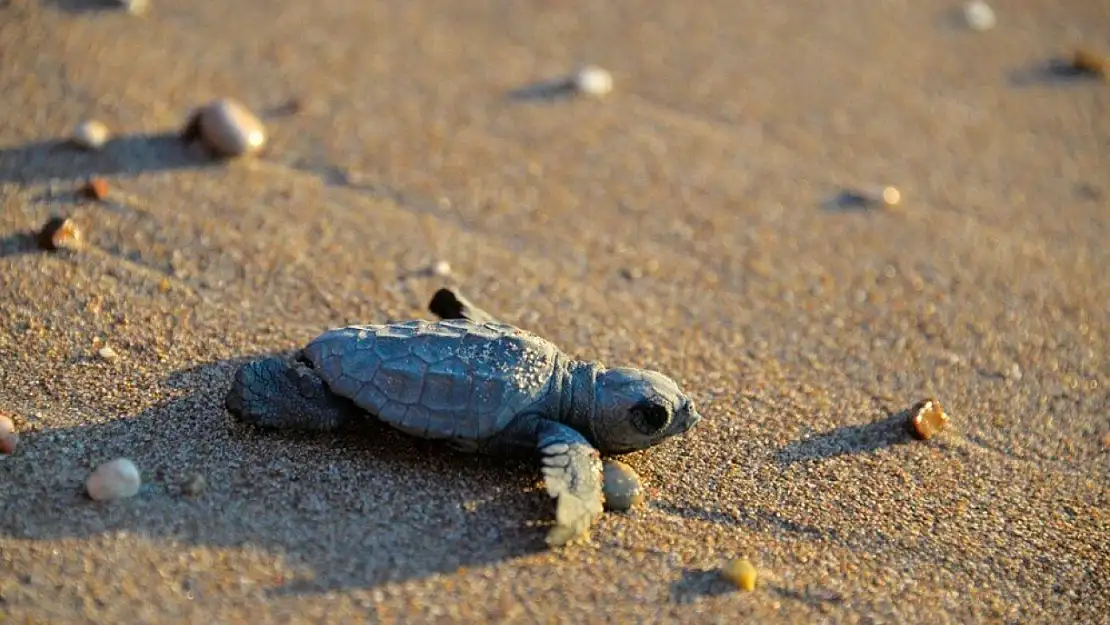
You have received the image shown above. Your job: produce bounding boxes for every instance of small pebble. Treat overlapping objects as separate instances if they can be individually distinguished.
[117,0,149,14]
[908,398,950,440]
[182,473,207,497]
[721,558,758,591]
[871,185,901,206]
[186,98,267,157]
[963,0,996,31]
[36,216,82,251]
[78,177,110,201]
[602,459,645,511]
[1071,48,1107,79]
[86,458,142,502]
[97,346,119,362]
[431,260,452,277]
[619,266,644,281]
[0,414,18,455]
[72,120,110,150]
[572,65,613,97]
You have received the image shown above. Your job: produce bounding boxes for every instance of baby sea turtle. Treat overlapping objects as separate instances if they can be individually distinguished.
[225,289,702,546]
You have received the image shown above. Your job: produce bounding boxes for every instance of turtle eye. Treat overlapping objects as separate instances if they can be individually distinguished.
[630,399,671,434]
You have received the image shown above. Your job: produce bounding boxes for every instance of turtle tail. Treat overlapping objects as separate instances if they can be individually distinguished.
[225,356,354,432]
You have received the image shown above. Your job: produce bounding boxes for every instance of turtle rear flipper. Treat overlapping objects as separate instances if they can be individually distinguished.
[225,357,356,432]
[536,421,605,546]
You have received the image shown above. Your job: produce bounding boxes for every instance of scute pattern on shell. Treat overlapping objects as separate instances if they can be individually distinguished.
[302,320,562,440]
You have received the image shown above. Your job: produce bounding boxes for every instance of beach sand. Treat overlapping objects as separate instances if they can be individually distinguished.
[1,0,1108,622]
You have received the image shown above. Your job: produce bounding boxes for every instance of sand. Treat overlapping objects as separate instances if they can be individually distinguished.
[1,0,1108,623]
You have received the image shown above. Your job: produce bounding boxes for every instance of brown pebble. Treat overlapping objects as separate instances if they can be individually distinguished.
[908,398,949,440]
[1072,48,1107,78]
[36,216,82,251]
[182,474,206,497]
[0,414,18,455]
[78,177,110,201]
[721,558,758,591]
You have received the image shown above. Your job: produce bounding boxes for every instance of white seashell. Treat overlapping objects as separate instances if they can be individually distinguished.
[86,458,142,501]
[193,99,266,157]
[73,120,110,151]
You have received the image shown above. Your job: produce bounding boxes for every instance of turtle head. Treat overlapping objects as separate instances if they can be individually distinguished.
[589,367,701,454]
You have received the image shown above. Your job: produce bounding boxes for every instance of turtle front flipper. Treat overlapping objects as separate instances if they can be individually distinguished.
[225,356,357,432]
[427,287,500,324]
[535,421,605,546]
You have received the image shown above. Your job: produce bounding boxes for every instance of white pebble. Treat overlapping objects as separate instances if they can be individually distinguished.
[192,99,267,157]
[432,260,452,277]
[86,458,142,501]
[97,346,119,362]
[963,1,996,31]
[72,120,110,150]
[572,65,613,97]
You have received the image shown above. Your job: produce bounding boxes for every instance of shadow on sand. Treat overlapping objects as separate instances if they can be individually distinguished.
[1007,58,1106,88]
[669,566,845,607]
[0,232,52,259]
[0,132,221,186]
[772,408,916,466]
[0,352,558,595]
[39,0,120,12]
[505,78,581,103]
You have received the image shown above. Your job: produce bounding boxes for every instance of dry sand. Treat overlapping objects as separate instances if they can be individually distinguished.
[2,0,1109,623]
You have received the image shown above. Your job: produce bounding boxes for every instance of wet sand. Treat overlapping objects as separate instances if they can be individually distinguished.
[1,0,1108,623]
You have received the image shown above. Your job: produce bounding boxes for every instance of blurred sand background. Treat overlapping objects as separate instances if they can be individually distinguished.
[1,0,1109,622]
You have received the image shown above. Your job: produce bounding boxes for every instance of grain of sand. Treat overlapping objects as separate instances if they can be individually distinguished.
[1,1,1109,623]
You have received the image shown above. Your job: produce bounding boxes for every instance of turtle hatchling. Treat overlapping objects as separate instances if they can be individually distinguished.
[225,315,702,546]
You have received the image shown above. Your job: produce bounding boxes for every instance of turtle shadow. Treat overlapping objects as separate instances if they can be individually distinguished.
[772,408,915,466]
[0,352,558,596]
[0,132,222,186]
